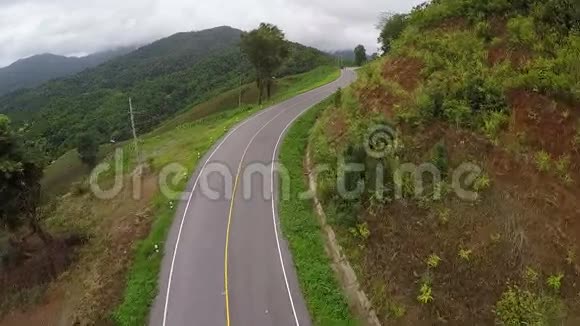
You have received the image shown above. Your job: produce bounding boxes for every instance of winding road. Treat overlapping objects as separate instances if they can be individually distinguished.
[149,68,357,326]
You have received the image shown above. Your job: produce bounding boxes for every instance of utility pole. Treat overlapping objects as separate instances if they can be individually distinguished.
[238,45,243,108]
[128,97,142,174]
[238,71,242,109]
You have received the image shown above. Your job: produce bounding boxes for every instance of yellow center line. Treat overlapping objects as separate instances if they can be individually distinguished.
[222,83,333,326]
[224,157,244,326]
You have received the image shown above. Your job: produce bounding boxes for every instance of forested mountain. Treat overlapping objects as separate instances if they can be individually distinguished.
[0,26,333,157]
[329,49,356,62]
[0,48,134,95]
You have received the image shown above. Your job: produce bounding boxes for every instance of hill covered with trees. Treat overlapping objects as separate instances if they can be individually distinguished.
[0,26,333,158]
[0,48,134,96]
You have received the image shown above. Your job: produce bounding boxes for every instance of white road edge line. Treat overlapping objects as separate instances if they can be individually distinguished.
[224,87,323,323]
[162,101,282,326]
[269,72,346,326]
[161,76,339,326]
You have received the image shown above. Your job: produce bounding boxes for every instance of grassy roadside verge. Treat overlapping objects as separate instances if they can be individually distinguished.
[278,98,356,325]
[112,66,340,325]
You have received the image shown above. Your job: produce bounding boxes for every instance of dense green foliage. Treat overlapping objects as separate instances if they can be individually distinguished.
[495,287,562,326]
[0,115,46,236]
[408,0,579,33]
[240,23,288,104]
[241,23,289,104]
[377,13,409,54]
[384,0,580,135]
[76,131,99,167]
[0,26,333,159]
[354,45,367,66]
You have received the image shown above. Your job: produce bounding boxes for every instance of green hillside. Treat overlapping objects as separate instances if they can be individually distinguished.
[0,26,333,158]
[0,48,134,96]
[308,0,579,324]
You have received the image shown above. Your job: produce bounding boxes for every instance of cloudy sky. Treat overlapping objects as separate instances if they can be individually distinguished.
[0,0,424,67]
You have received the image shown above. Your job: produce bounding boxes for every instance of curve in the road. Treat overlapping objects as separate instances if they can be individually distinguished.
[150,68,357,326]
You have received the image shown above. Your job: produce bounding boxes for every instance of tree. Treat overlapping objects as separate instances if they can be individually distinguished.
[0,115,50,243]
[377,13,408,54]
[241,23,289,105]
[354,45,367,66]
[77,131,99,167]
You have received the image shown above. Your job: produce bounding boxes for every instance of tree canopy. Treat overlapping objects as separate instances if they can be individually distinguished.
[77,131,99,167]
[354,45,367,66]
[377,13,408,54]
[0,114,48,240]
[240,23,289,104]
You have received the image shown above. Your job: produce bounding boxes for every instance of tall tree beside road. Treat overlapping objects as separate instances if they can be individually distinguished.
[241,23,289,105]
[0,114,50,243]
[377,13,408,54]
[77,131,99,167]
[354,45,367,66]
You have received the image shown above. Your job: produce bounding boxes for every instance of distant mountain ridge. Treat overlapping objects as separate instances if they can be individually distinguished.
[0,26,333,157]
[329,49,356,62]
[0,47,135,95]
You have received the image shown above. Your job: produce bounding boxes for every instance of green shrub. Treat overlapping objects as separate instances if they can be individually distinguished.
[330,201,362,227]
[463,75,507,113]
[417,82,446,119]
[534,150,552,172]
[431,141,449,177]
[554,154,571,177]
[333,88,342,108]
[496,286,566,326]
[523,266,540,283]
[532,0,580,34]
[554,35,580,99]
[510,35,579,100]
[458,248,473,261]
[443,99,472,127]
[573,123,580,149]
[546,273,564,292]
[507,16,537,47]
[495,286,563,326]
[473,173,492,191]
[387,302,406,319]
[475,21,493,42]
[417,281,434,304]
[481,111,509,141]
[426,254,442,268]
[378,13,409,53]
[511,57,569,95]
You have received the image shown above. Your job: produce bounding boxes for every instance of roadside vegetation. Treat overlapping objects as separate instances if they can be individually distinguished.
[0,63,339,325]
[278,98,356,325]
[309,0,579,324]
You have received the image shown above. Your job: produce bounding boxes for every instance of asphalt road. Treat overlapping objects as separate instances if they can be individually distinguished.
[150,68,357,326]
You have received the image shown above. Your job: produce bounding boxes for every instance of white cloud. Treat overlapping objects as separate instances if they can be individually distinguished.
[0,0,424,66]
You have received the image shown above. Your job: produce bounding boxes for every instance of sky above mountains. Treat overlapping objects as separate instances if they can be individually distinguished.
[0,0,424,67]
